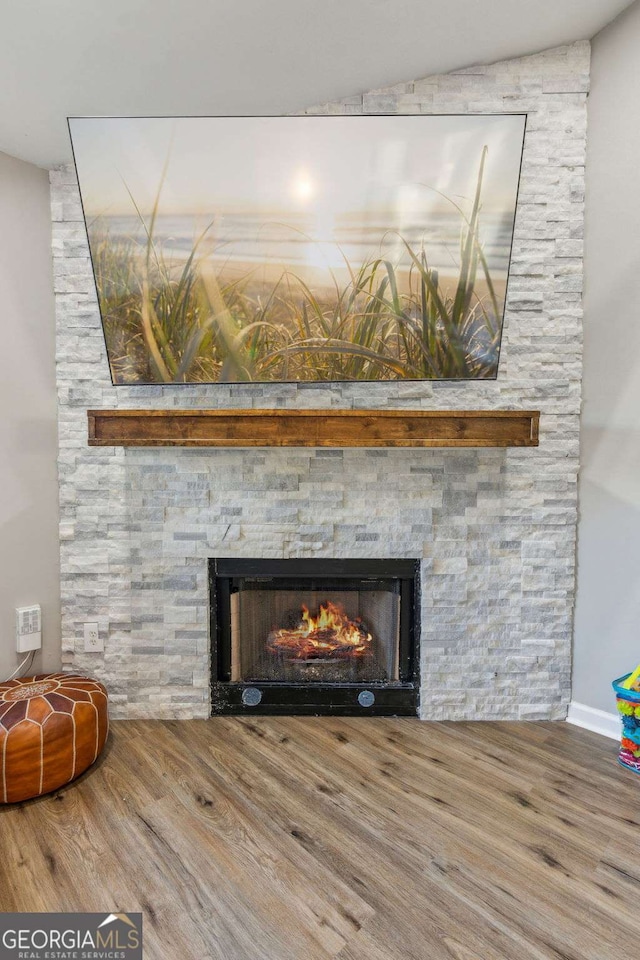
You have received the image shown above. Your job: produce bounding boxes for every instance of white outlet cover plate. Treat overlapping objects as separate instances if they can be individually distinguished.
[16,605,42,653]
[83,622,104,652]
[17,631,42,653]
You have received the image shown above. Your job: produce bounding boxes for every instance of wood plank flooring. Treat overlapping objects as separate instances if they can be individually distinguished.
[1,718,638,959]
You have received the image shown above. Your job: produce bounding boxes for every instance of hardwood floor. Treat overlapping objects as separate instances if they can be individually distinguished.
[1,718,638,959]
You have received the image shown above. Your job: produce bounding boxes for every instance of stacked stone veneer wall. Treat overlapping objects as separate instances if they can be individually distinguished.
[51,42,589,719]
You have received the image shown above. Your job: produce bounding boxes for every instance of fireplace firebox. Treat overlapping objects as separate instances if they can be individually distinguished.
[210,559,419,715]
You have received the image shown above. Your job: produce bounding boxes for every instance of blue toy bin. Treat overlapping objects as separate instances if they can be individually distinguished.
[612,674,640,774]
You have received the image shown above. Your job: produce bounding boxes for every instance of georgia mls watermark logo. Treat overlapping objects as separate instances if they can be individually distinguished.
[0,913,142,960]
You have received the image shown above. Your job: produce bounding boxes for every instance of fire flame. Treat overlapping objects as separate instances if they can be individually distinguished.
[267,600,373,661]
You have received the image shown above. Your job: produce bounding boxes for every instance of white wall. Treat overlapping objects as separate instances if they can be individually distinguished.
[574,0,640,712]
[0,150,60,679]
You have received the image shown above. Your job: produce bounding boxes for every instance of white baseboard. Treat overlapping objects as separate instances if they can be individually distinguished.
[566,701,621,740]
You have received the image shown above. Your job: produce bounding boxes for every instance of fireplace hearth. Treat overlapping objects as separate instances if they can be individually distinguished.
[210,559,419,715]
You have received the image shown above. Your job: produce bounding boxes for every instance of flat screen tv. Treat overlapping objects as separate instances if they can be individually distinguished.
[69,115,526,385]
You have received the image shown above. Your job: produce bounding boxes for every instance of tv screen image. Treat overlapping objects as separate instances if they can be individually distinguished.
[68,115,526,385]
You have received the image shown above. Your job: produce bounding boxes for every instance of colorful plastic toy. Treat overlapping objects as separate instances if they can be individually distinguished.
[612,674,640,775]
[620,663,640,692]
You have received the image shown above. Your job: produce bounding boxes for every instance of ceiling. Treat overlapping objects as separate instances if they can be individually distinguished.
[0,0,633,168]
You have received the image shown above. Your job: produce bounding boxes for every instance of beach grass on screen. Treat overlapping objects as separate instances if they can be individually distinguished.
[89,147,503,384]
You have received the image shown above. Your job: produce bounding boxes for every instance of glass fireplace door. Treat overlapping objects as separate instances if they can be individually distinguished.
[229,579,401,684]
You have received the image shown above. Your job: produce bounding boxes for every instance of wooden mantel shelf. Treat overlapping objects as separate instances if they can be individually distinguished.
[87,409,539,448]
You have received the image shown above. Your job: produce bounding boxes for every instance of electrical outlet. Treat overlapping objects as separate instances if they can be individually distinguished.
[83,622,103,653]
[16,605,42,653]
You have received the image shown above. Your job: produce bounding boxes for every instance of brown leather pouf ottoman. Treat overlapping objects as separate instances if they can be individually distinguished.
[0,673,108,803]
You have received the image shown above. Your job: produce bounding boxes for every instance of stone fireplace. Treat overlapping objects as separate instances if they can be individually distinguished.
[50,41,588,720]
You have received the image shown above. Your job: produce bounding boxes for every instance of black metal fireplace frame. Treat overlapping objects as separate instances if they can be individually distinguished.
[209,558,420,716]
